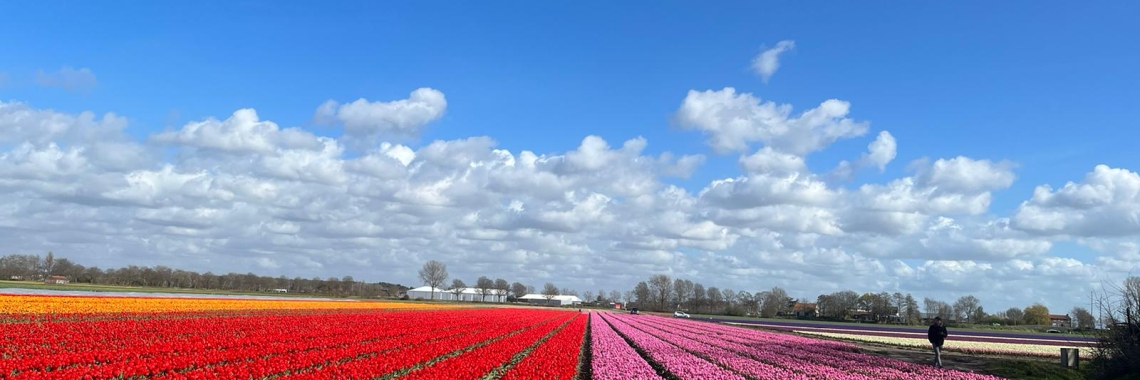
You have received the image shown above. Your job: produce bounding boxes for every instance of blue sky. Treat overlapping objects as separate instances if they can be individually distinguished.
[5,2,1137,205]
[2,1,1138,310]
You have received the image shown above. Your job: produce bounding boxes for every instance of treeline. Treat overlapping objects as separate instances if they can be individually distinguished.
[627,274,795,317]
[627,273,1101,328]
[0,252,408,298]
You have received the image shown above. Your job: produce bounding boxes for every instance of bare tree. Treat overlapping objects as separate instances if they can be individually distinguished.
[1089,276,1140,378]
[893,292,906,318]
[511,282,528,299]
[761,287,789,318]
[706,286,723,314]
[634,282,651,308]
[722,288,737,312]
[1005,307,1024,325]
[673,278,692,308]
[1071,307,1095,330]
[476,276,495,302]
[953,295,982,324]
[648,274,672,311]
[690,283,706,313]
[541,283,560,305]
[494,278,510,302]
[924,297,940,319]
[449,279,467,301]
[609,290,621,305]
[583,291,594,304]
[42,251,55,278]
[417,260,448,300]
[737,290,753,316]
[904,294,921,324]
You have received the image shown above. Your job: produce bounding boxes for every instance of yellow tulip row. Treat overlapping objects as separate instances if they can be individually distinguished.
[795,330,1074,357]
[0,295,453,315]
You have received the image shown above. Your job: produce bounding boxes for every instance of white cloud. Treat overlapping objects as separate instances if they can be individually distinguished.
[151,108,325,154]
[739,147,807,176]
[914,156,1017,194]
[831,130,897,180]
[0,97,1133,313]
[315,88,447,145]
[35,66,98,93]
[675,87,869,155]
[1012,165,1140,237]
[751,40,795,83]
[0,101,129,146]
[863,131,897,171]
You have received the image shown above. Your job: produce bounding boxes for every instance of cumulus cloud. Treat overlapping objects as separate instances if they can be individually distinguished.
[751,40,795,83]
[1012,165,1140,237]
[832,130,897,180]
[0,95,1132,313]
[675,87,869,155]
[152,108,325,154]
[914,156,1017,194]
[315,88,447,144]
[35,66,98,93]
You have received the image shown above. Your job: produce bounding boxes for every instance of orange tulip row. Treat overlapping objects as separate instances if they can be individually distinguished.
[0,294,451,317]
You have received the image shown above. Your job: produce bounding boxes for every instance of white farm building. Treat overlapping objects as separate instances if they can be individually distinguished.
[406,286,508,302]
[519,294,583,306]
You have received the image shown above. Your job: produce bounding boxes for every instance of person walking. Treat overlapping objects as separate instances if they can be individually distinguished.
[927,316,948,368]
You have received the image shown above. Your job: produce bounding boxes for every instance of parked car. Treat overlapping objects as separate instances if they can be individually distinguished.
[673,311,690,318]
[1046,329,1061,333]
[629,307,639,315]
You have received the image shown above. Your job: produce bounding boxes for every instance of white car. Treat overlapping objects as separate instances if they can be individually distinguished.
[673,311,691,318]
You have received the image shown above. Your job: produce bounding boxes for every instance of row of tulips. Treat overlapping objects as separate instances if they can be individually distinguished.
[599,313,746,380]
[397,313,576,380]
[589,313,661,380]
[659,316,1007,380]
[499,313,588,380]
[2,307,574,379]
[3,309,479,376]
[795,330,1069,358]
[612,314,819,380]
[167,310,506,380]
[261,311,566,380]
[0,294,439,318]
[605,313,1007,380]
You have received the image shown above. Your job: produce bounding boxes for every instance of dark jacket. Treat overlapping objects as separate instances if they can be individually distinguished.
[928,324,948,345]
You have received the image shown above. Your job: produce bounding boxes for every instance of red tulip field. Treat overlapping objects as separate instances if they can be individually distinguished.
[1,295,1014,379]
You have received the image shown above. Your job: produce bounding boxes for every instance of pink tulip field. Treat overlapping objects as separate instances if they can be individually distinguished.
[589,312,1005,380]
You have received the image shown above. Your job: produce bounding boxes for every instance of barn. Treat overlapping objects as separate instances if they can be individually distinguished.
[44,276,69,285]
[405,286,508,302]
[518,294,583,307]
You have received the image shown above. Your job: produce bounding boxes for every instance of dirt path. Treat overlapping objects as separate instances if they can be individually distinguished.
[855,341,997,374]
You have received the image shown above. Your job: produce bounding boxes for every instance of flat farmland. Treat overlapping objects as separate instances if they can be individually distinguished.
[707,318,1092,358]
[700,317,1095,343]
[3,295,1016,379]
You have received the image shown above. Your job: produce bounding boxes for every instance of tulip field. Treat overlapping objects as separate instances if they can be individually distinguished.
[1,294,1011,379]
[794,330,1076,358]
